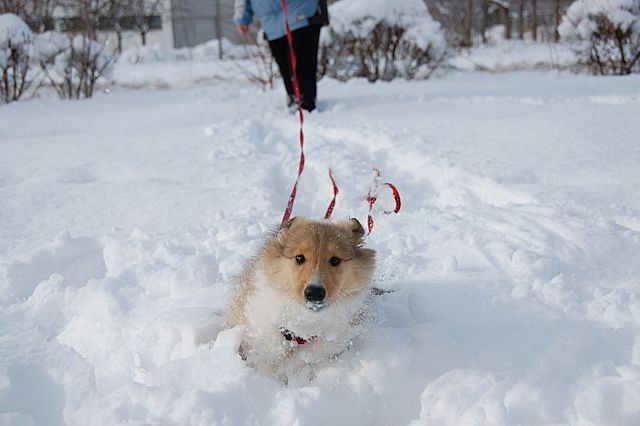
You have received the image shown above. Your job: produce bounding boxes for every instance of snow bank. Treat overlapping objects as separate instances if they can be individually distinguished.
[329,0,444,51]
[328,0,445,54]
[559,0,640,41]
[31,31,70,62]
[559,0,640,74]
[321,0,446,81]
[118,38,248,64]
[113,38,254,88]
[0,13,32,49]
[0,13,32,69]
[2,71,640,424]
[0,13,34,102]
[449,39,578,71]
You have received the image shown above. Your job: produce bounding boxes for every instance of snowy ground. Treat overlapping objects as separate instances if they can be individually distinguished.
[1,70,640,425]
[109,38,579,90]
[449,39,576,71]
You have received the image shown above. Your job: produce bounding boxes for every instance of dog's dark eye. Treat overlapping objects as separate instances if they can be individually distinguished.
[295,255,305,265]
[329,257,341,267]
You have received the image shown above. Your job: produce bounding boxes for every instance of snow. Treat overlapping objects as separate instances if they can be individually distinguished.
[559,0,640,41]
[109,38,579,90]
[2,68,640,425]
[111,41,270,89]
[0,13,32,68]
[328,0,445,52]
[29,32,113,89]
[32,31,71,62]
[449,37,578,72]
[117,39,248,65]
[0,13,32,49]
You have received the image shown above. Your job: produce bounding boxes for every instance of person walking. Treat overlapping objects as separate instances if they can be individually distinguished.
[234,0,328,112]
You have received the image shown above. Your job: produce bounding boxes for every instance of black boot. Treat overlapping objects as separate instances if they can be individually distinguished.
[301,97,316,112]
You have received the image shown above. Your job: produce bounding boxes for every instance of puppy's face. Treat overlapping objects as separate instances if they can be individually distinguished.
[262,217,376,310]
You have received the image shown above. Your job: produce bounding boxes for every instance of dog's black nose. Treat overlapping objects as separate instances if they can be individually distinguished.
[304,285,326,303]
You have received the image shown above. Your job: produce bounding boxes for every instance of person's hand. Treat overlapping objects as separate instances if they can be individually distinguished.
[235,25,249,36]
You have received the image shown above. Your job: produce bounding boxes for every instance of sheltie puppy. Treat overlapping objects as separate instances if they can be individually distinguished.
[228,217,376,379]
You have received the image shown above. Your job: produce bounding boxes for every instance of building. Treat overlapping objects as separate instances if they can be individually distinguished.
[170,0,240,48]
[28,0,242,52]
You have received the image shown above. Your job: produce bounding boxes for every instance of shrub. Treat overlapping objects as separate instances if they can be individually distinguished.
[320,0,447,82]
[559,0,640,75]
[34,31,113,99]
[233,29,278,91]
[0,13,33,103]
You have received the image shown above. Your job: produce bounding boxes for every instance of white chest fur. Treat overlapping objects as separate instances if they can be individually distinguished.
[242,270,370,366]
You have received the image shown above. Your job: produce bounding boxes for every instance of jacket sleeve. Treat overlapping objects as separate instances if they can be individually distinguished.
[233,0,253,25]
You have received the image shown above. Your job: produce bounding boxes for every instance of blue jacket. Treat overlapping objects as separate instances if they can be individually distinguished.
[234,0,319,41]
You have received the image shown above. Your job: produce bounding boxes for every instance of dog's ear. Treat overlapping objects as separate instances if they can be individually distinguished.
[280,216,297,230]
[339,218,366,244]
[275,216,297,244]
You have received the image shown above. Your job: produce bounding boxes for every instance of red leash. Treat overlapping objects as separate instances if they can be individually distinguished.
[366,169,402,234]
[323,169,339,219]
[280,0,305,225]
[278,0,400,231]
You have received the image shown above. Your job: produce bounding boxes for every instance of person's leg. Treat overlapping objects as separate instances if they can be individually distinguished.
[268,35,294,101]
[292,25,321,111]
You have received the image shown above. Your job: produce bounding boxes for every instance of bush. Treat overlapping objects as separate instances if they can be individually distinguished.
[0,13,34,103]
[320,0,447,82]
[233,29,278,91]
[559,0,640,75]
[34,31,113,99]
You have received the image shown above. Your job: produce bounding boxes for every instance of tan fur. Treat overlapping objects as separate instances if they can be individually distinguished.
[228,217,376,329]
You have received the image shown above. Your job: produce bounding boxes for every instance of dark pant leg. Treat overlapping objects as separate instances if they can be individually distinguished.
[292,25,321,110]
[268,35,294,98]
[268,24,321,110]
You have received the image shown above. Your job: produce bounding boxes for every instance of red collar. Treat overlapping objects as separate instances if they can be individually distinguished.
[280,327,316,345]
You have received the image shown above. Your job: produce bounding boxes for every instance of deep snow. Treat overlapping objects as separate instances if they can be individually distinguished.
[1,70,640,425]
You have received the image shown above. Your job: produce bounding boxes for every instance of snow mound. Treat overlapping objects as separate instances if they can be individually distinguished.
[118,38,247,64]
[2,71,640,424]
[0,13,32,49]
[329,0,445,52]
[31,31,70,62]
[0,13,32,69]
[558,0,640,74]
[559,0,640,41]
[450,39,578,71]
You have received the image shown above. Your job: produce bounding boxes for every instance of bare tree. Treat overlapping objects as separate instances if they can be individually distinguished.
[501,1,511,39]
[464,0,473,47]
[214,0,222,59]
[57,0,111,40]
[518,0,525,39]
[554,0,562,42]
[1,0,58,31]
[489,0,511,40]
[429,0,517,46]
[107,0,128,53]
[319,16,448,82]
[481,0,489,43]
[0,21,33,103]
[38,33,114,98]
[1,49,32,103]
[426,0,570,46]
[562,10,640,75]
[426,0,468,47]
[0,0,27,15]
[129,0,162,45]
[234,29,277,91]
[531,0,538,41]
